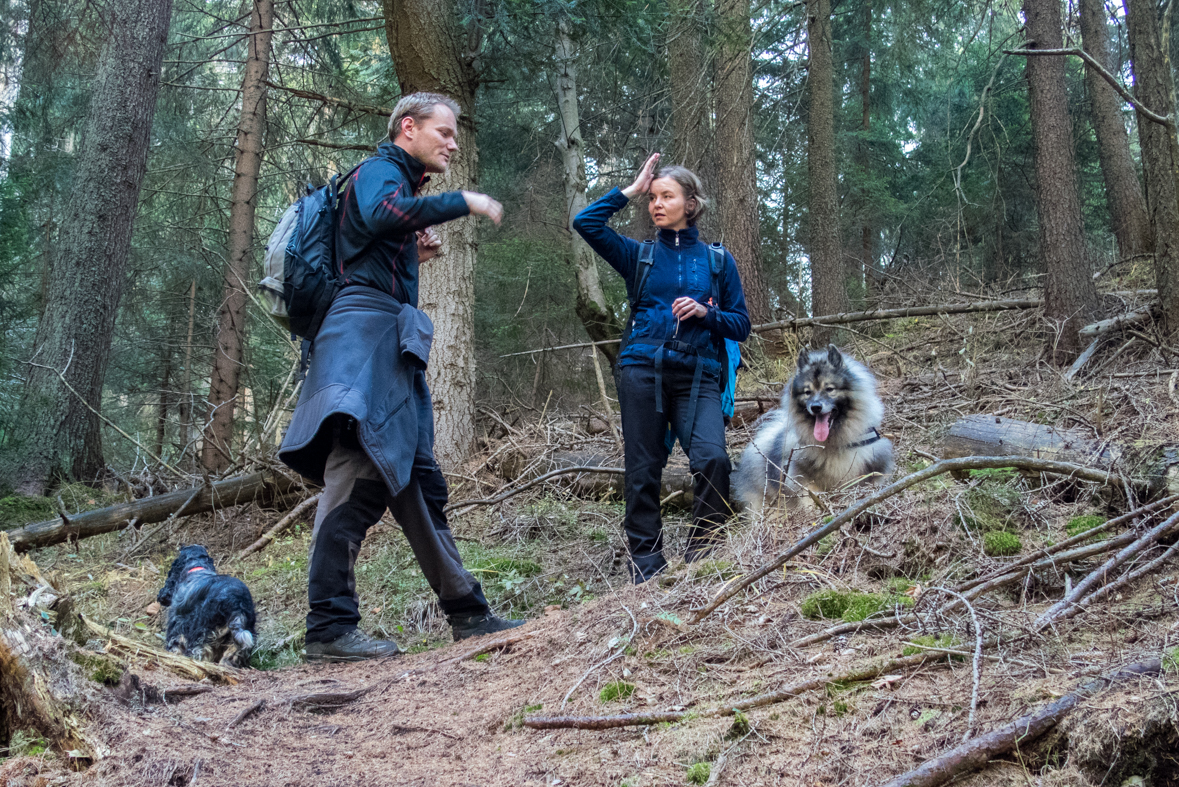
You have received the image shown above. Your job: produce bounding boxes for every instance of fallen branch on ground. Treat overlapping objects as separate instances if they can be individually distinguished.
[82,616,239,684]
[237,493,321,559]
[877,658,1162,787]
[437,629,545,666]
[523,651,950,730]
[290,687,370,712]
[443,466,625,514]
[226,699,265,729]
[688,456,1122,626]
[7,471,305,552]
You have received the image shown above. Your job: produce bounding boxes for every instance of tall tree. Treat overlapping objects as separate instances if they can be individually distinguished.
[1023,0,1098,361]
[1123,0,1179,334]
[856,0,876,298]
[201,0,274,472]
[668,0,716,236]
[806,0,844,341]
[715,0,771,325]
[384,0,483,468]
[554,17,621,364]
[1,0,173,494]
[1080,0,1151,261]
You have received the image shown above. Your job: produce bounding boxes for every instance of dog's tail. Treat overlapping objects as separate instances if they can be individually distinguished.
[228,614,255,651]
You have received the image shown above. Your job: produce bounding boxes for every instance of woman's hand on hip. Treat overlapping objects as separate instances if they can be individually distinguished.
[621,152,660,200]
[672,296,707,321]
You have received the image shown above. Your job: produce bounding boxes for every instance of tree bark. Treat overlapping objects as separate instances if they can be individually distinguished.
[806,0,845,344]
[715,0,770,325]
[202,0,274,472]
[668,0,717,237]
[1,0,174,495]
[554,18,621,364]
[1123,0,1179,335]
[1024,0,1099,363]
[858,1,877,299]
[1080,0,1152,261]
[384,0,483,469]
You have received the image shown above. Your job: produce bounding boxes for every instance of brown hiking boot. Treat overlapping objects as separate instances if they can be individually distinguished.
[304,629,401,663]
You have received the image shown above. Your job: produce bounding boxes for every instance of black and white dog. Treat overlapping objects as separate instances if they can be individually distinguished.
[157,545,257,667]
[735,345,895,511]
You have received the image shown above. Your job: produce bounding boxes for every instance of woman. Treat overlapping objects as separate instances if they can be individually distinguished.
[572,153,751,582]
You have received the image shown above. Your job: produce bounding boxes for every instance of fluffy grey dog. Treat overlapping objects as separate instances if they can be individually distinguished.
[735,345,894,511]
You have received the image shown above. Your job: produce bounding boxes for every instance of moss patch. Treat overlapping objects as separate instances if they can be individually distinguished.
[983,530,1022,556]
[1164,647,1179,675]
[903,634,965,660]
[2,729,48,758]
[799,589,913,623]
[1066,514,1105,539]
[0,496,56,529]
[958,481,1023,533]
[686,762,711,785]
[599,681,636,702]
[69,650,124,685]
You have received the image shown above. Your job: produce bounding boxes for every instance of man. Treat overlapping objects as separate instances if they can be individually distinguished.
[279,92,522,662]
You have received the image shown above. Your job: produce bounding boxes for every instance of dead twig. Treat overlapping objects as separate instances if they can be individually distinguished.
[437,628,545,666]
[444,466,625,514]
[290,688,370,712]
[226,699,265,729]
[876,659,1162,787]
[237,493,321,559]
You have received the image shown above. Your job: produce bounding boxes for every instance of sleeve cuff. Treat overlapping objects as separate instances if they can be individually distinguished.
[606,187,630,206]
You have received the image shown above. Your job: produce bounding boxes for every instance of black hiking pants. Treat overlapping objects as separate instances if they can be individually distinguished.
[617,363,732,583]
[305,410,489,644]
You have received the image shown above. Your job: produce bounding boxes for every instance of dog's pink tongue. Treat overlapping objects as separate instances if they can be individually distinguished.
[814,413,831,442]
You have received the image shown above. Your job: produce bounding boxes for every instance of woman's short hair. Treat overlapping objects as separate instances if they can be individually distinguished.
[652,165,709,225]
[388,92,462,141]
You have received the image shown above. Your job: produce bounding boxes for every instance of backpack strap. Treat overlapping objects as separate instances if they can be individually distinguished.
[635,239,656,303]
[707,242,725,308]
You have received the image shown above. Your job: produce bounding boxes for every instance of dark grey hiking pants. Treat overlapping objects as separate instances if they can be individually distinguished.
[305,421,489,644]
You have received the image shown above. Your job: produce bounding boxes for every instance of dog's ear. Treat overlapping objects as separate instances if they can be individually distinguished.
[826,344,843,369]
[797,348,810,371]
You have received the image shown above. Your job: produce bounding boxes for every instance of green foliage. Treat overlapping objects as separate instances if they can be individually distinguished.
[689,559,739,579]
[686,763,711,785]
[0,496,55,529]
[967,468,1017,481]
[983,530,1022,557]
[1164,647,1179,674]
[1066,514,1105,539]
[958,482,1023,533]
[727,710,751,739]
[799,589,913,622]
[1,729,48,759]
[599,681,636,702]
[903,634,965,660]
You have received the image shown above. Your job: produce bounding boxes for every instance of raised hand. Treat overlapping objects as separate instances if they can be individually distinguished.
[462,191,503,224]
[671,296,707,321]
[621,152,661,199]
[417,227,442,262]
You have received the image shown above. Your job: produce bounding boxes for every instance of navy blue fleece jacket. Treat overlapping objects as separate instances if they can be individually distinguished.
[336,142,469,307]
[572,187,751,373]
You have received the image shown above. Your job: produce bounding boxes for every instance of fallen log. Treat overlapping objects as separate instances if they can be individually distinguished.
[941,415,1178,497]
[877,658,1162,787]
[6,470,306,552]
[1079,305,1157,338]
[688,456,1125,626]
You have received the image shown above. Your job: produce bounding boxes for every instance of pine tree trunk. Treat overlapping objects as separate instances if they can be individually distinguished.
[202,0,274,472]
[668,0,717,237]
[1123,0,1179,335]
[178,280,197,464]
[858,1,877,300]
[1,0,173,495]
[806,0,845,344]
[715,0,771,325]
[1080,0,1151,261]
[1024,0,1099,362]
[384,0,482,469]
[555,18,621,364]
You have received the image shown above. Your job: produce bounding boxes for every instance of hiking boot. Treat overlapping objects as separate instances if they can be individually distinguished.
[450,612,525,641]
[304,629,402,663]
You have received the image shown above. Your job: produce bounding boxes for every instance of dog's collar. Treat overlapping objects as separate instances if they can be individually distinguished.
[846,427,882,449]
[187,567,210,574]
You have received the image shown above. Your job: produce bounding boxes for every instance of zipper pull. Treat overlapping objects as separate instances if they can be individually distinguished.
[675,233,679,247]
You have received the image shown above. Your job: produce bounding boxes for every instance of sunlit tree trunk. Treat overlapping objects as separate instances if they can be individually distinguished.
[554,18,620,364]
[385,0,483,468]
[715,0,771,324]
[806,0,845,343]
[202,0,274,472]
[1123,0,1179,335]
[1080,0,1151,261]
[1024,0,1098,361]
[1,0,173,494]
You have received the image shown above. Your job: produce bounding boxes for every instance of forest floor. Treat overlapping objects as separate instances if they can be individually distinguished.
[3,283,1179,786]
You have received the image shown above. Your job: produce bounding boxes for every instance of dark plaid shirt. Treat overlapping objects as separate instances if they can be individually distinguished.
[336,142,469,307]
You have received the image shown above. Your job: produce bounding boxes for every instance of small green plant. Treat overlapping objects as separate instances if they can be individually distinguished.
[1066,514,1105,539]
[475,653,490,662]
[903,634,965,660]
[983,530,1022,557]
[686,762,711,785]
[1164,647,1179,674]
[815,532,839,556]
[799,589,913,622]
[957,481,1022,533]
[727,710,750,739]
[2,729,48,758]
[967,467,1016,481]
[689,559,739,579]
[831,699,850,716]
[600,681,636,702]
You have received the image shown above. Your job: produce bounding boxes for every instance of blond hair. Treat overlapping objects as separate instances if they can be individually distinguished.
[652,165,709,225]
[388,92,462,141]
